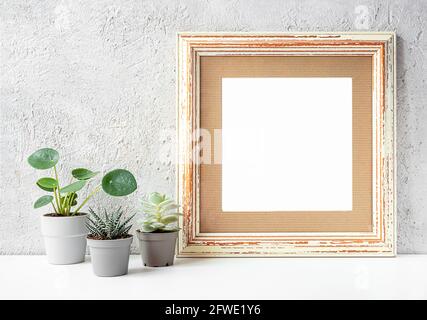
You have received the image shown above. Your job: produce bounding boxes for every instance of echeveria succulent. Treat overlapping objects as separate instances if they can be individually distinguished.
[137,192,181,233]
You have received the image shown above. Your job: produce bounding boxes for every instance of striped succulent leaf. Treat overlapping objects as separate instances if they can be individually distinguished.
[87,207,135,240]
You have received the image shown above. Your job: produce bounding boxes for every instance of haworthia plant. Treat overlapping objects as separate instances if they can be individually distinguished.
[28,147,138,216]
[86,207,135,240]
[137,192,181,233]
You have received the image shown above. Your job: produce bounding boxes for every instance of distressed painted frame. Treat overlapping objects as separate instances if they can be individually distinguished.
[177,32,396,257]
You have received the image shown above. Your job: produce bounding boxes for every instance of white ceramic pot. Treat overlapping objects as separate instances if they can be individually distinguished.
[40,214,88,265]
[87,236,133,277]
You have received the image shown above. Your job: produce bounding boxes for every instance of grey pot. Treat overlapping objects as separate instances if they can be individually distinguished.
[136,230,178,267]
[87,236,133,277]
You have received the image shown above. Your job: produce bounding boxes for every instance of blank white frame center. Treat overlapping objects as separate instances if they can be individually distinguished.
[222,77,353,212]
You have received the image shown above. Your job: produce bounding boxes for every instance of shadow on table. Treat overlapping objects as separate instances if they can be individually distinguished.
[173,257,212,266]
[129,258,210,274]
[127,267,157,275]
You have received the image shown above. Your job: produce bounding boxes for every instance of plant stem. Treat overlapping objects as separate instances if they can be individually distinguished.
[53,165,60,187]
[68,194,73,215]
[64,193,70,215]
[66,192,74,215]
[51,202,58,214]
[74,185,101,214]
[53,165,63,214]
[65,176,74,215]
[53,186,61,214]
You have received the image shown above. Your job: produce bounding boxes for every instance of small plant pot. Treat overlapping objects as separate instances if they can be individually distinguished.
[87,236,133,277]
[136,230,178,267]
[40,213,88,265]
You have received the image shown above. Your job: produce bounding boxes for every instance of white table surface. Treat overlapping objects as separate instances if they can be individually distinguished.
[0,254,426,300]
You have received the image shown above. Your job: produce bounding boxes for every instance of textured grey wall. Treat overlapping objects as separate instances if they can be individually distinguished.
[0,0,426,254]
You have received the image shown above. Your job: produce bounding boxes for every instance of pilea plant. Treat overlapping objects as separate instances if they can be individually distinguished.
[86,207,135,240]
[137,192,181,232]
[28,148,137,215]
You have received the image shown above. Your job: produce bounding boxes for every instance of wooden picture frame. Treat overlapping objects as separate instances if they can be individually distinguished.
[176,32,396,257]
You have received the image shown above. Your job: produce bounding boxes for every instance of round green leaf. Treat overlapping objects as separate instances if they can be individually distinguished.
[37,181,54,192]
[71,168,99,180]
[36,178,58,191]
[28,148,59,170]
[60,180,86,194]
[34,195,53,209]
[102,169,137,197]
